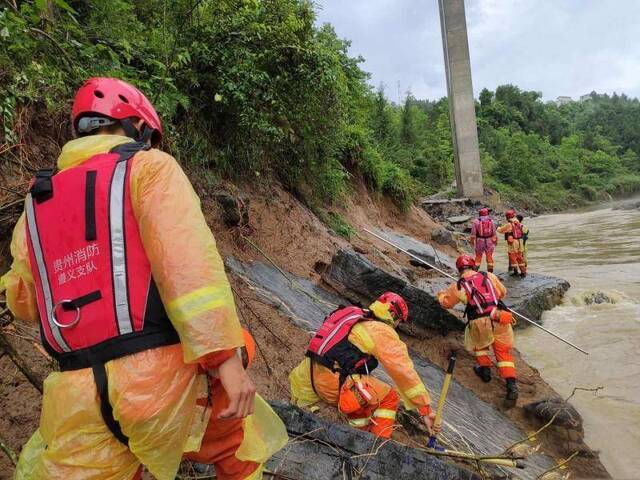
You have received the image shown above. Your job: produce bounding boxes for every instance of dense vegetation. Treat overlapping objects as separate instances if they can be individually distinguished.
[2,0,640,212]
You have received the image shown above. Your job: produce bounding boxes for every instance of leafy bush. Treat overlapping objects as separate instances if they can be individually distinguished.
[2,1,639,214]
[324,211,354,239]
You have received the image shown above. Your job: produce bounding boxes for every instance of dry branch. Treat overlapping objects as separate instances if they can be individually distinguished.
[0,435,18,466]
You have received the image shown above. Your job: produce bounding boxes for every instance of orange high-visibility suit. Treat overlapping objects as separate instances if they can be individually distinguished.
[437,272,516,379]
[497,219,527,274]
[1,135,287,480]
[289,320,432,439]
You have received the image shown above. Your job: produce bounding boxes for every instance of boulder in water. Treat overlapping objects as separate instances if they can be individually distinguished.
[613,199,640,210]
[582,291,616,305]
[497,273,570,325]
[523,398,583,429]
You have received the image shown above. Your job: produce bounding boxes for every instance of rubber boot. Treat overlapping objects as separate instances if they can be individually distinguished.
[510,268,520,277]
[505,378,518,402]
[474,365,492,383]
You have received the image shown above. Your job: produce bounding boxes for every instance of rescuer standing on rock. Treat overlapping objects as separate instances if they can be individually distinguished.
[471,207,497,272]
[0,77,286,480]
[437,255,518,406]
[497,209,527,278]
[289,292,438,439]
[516,214,530,269]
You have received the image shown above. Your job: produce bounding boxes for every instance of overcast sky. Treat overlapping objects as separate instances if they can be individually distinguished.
[314,0,640,103]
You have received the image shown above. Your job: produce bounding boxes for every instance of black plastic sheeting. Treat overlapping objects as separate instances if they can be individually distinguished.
[322,250,463,334]
[267,401,481,480]
[225,253,559,479]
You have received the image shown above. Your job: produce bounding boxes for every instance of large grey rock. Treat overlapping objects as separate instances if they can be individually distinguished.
[227,257,557,479]
[322,250,463,333]
[447,215,472,224]
[523,398,583,430]
[267,402,480,480]
[370,228,457,272]
[613,199,640,210]
[497,273,570,326]
[432,227,458,248]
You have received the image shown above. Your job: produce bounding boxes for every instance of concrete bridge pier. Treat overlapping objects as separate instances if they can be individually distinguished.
[438,0,484,198]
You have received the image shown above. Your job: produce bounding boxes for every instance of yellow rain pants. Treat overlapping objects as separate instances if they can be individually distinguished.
[2,135,287,480]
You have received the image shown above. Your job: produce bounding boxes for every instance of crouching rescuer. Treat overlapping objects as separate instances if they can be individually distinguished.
[289,293,438,439]
[0,77,287,480]
[437,256,519,405]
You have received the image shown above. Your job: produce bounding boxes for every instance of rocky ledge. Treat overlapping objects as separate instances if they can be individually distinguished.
[497,273,570,326]
[267,402,481,480]
[227,256,562,479]
[320,249,463,334]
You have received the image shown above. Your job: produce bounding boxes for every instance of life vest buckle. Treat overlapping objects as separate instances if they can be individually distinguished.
[52,299,81,329]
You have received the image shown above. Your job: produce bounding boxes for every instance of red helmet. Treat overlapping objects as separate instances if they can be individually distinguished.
[376,292,409,322]
[505,209,516,219]
[479,207,489,216]
[456,254,476,271]
[72,77,162,146]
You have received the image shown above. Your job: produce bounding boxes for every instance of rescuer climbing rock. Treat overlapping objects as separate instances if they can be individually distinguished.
[289,292,438,439]
[437,255,519,406]
[1,77,286,480]
[471,207,497,272]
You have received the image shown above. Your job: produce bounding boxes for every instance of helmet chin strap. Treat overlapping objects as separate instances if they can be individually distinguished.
[120,118,154,144]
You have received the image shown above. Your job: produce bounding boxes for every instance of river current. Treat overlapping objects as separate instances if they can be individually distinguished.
[494,201,640,479]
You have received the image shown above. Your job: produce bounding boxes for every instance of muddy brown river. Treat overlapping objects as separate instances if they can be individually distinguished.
[494,201,640,479]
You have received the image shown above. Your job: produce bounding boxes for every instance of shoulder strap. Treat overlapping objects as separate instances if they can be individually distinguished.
[109,141,150,161]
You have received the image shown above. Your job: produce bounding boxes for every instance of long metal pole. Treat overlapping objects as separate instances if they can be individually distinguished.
[362,228,589,355]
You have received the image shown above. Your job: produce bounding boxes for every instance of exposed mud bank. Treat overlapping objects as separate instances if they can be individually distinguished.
[0,127,607,478]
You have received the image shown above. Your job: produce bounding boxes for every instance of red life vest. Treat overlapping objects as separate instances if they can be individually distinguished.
[510,221,523,240]
[477,217,495,238]
[458,272,500,320]
[25,142,179,371]
[306,306,378,382]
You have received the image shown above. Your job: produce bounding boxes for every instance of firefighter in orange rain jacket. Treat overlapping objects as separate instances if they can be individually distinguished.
[497,209,527,277]
[289,293,438,439]
[437,255,518,404]
[0,77,286,480]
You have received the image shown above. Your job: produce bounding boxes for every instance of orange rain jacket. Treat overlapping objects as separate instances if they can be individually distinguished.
[497,219,526,254]
[289,319,432,415]
[1,135,286,480]
[437,271,514,351]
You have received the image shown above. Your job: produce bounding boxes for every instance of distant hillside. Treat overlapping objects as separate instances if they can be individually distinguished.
[2,0,640,217]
